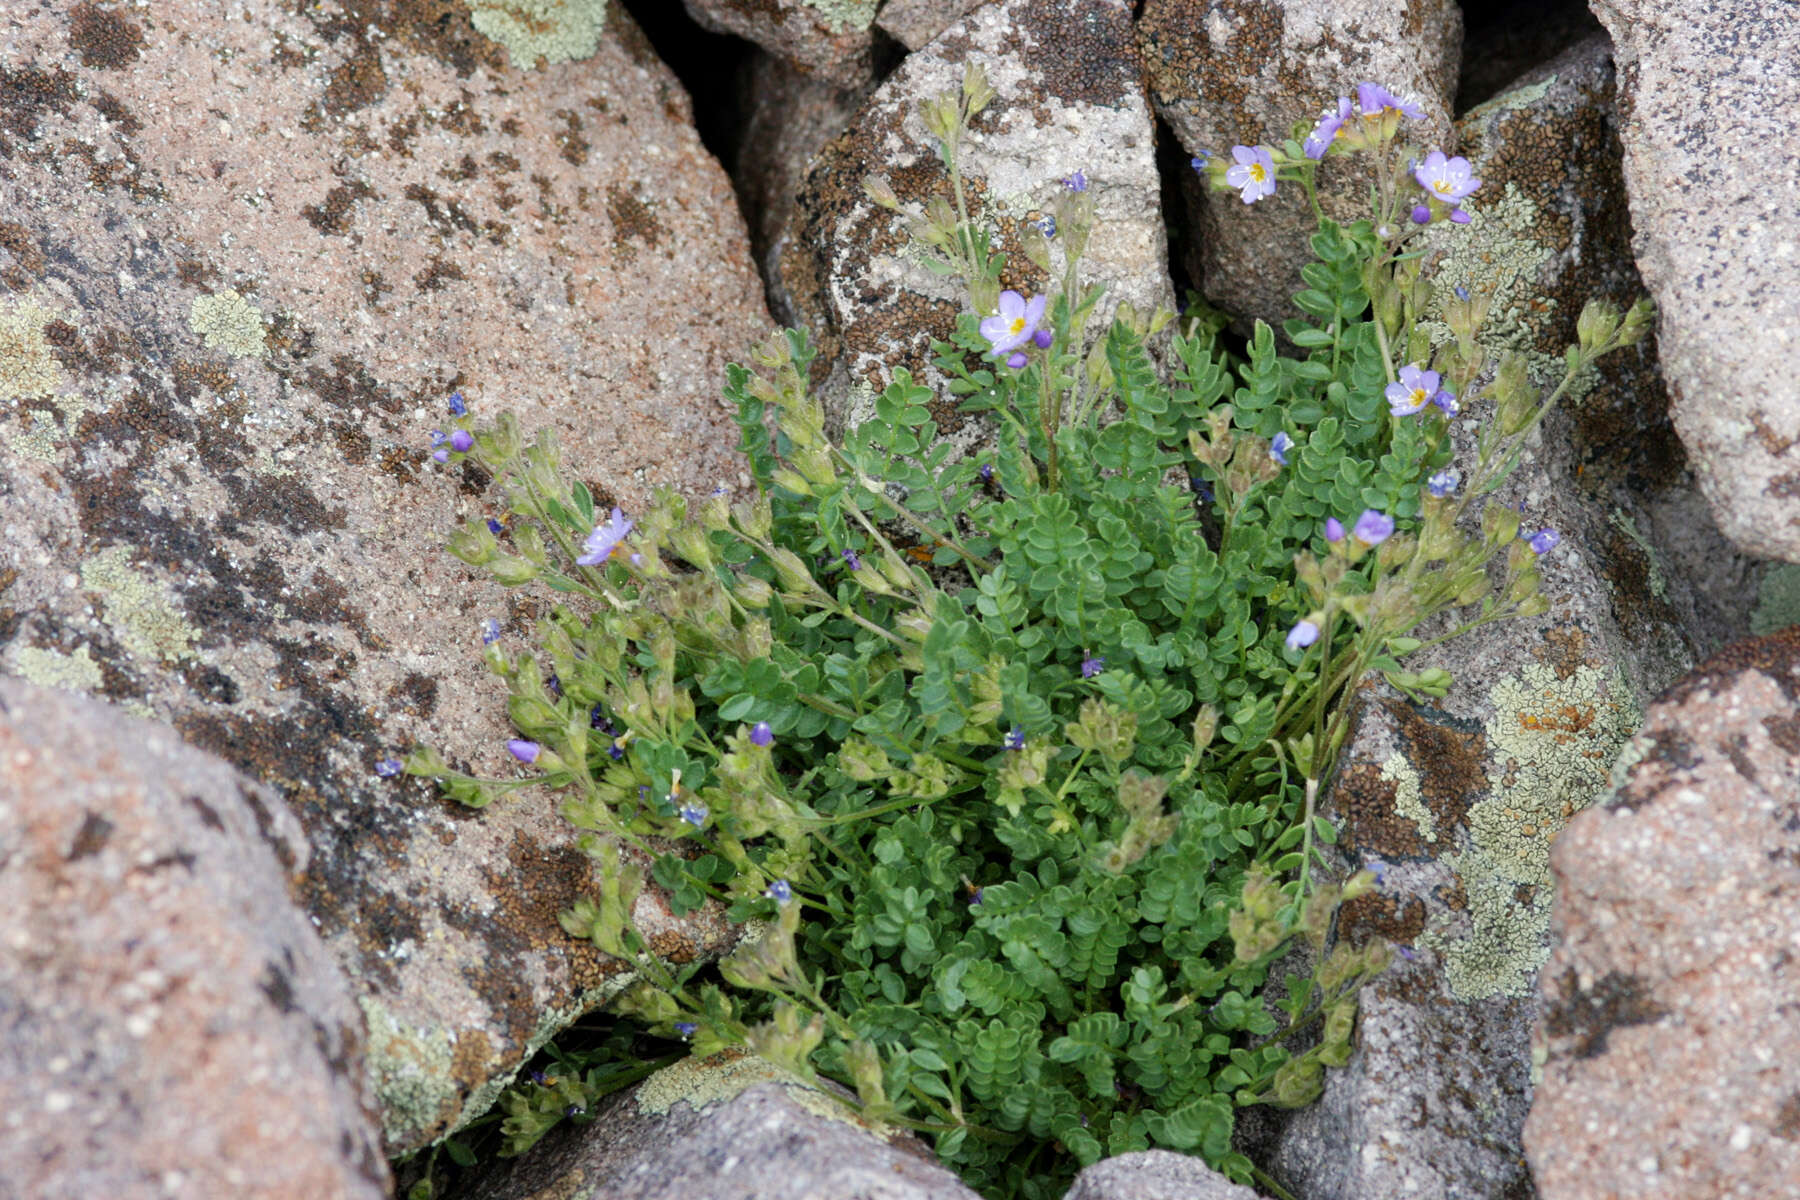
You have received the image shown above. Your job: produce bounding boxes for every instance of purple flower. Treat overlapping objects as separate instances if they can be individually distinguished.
[1454,285,1471,302]
[842,548,862,571]
[375,758,403,778]
[1081,651,1106,679]
[1386,363,1444,417]
[1303,95,1353,159]
[764,878,792,903]
[967,886,984,907]
[1324,517,1346,543]
[432,448,449,464]
[1032,327,1054,350]
[1063,169,1088,192]
[1033,214,1057,239]
[1415,150,1481,203]
[1432,388,1459,416]
[545,672,562,698]
[480,617,502,644]
[1397,944,1418,962]
[1286,620,1320,652]
[1426,469,1460,498]
[565,1104,585,1118]
[1411,204,1431,225]
[1355,82,1425,120]
[1449,208,1472,225]
[750,721,774,747]
[1004,726,1026,751]
[576,507,634,566]
[508,739,540,764]
[448,392,467,417]
[429,430,447,448]
[1353,509,1396,546]
[486,517,504,534]
[980,290,1048,355]
[1528,528,1560,555]
[608,740,625,762]
[528,1069,549,1085]
[675,1022,697,1037]
[590,706,614,732]
[1006,351,1028,369]
[679,801,709,828]
[979,463,995,482]
[1190,477,1214,503]
[1225,144,1277,204]
[449,429,474,453]
[1270,431,1294,465]
[1189,150,1212,170]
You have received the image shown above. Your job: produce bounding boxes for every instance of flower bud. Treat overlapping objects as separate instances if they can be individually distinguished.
[1492,353,1535,435]
[1482,504,1521,548]
[490,556,540,586]
[862,173,901,210]
[1575,298,1622,353]
[767,547,818,594]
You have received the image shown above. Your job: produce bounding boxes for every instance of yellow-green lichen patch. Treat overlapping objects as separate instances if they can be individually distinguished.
[468,0,607,68]
[1381,751,1436,844]
[80,546,200,665]
[361,995,463,1149]
[1464,75,1556,122]
[0,296,63,402]
[188,289,266,358]
[802,0,879,33]
[11,644,104,694]
[1426,663,1639,1000]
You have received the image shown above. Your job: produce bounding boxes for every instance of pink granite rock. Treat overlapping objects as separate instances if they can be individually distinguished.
[1526,628,1800,1198]
[680,0,879,89]
[0,0,760,1153]
[0,677,388,1197]
[1586,0,1800,562]
[876,0,991,51]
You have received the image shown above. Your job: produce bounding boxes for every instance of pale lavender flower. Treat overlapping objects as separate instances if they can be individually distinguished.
[1414,150,1481,202]
[1324,517,1346,542]
[1427,469,1460,498]
[979,290,1048,355]
[675,1022,697,1037]
[375,758,403,778]
[1225,144,1277,204]
[1270,431,1294,465]
[1081,651,1105,679]
[449,429,474,453]
[1353,509,1396,546]
[1286,620,1320,652]
[1528,528,1560,555]
[679,801,709,828]
[764,878,793,904]
[1033,328,1053,349]
[842,548,862,571]
[448,392,467,416]
[576,507,634,566]
[480,617,502,644]
[1386,363,1443,417]
[1449,208,1472,225]
[1303,95,1353,159]
[750,721,774,747]
[1063,169,1088,192]
[1355,82,1425,120]
[1007,351,1028,369]
[1004,726,1026,751]
[507,739,540,764]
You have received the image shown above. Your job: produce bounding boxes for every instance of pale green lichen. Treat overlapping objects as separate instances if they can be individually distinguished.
[469,0,607,68]
[188,289,266,358]
[362,996,461,1148]
[80,547,200,664]
[800,0,879,33]
[1608,510,1668,600]
[635,1050,871,1131]
[1380,751,1435,844]
[11,645,104,694]
[1464,75,1555,122]
[1752,563,1800,636]
[1425,663,1638,999]
[0,296,62,402]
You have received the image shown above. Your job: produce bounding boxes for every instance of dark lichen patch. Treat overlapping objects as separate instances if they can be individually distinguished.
[44,320,142,381]
[1337,890,1427,949]
[303,180,378,236]
[1383,698,1485,838]
[387,670,439,718]
[1541,967,1666,1061]
[386,112,421,157]
[300,354,404,416]
[324,41,390,120]
[184,792,226,831]
[1776,1092,1800,1141]
[330,420,373,465]
[1327,760,1427,858]
[605,185,667,257]
[261,957,299,1013]
[440,152,479,182]
[1662,626,1800,710]
[414,256,466,293]
[1764,714,1800,758]
[67,810,116,861]
[0,219,45,289]
[1719,732,1760,783]
[67,3,146,71]
[1003,0,1139,110]
[215,470,349,536]
[183,660,241,704]
[359,268,393,309]
[553,109,589,166]
[402,182,483,240]
[0,65,81,146]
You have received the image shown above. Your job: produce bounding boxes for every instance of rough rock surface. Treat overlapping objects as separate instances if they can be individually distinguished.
[681,0,879,89]
[1248,46,1728,1196]
[464,1051,983,1200]
[0,677,388,1198]
[1587,0,1800,561]
[1525,628,1800,1199]
[0,0,759,1153]
[1138,0,1461,329]
[1062,1150,1259,1200]
[779,0,1172,428]
[876,0,991,51]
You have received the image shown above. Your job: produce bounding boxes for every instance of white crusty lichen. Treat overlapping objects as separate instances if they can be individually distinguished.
[1425,662,1639,1000]
[0,295,62,402]
[188,288,266,358]
[469,0,608,67]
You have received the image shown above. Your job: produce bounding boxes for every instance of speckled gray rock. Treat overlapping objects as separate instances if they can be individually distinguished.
[681,0,879,88]
[0,677,388,1198]
[1525,628,1800,1199]
[1138,0,1461,329]
[464,1052,984,1200]
[1587,0,1800,562]
[778,0,1172,428]
[1061,1150,1258,1200]
[0,0,755,1154]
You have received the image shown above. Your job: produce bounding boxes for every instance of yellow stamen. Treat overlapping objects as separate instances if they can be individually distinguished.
[1009,317,1026,335]
[1249,164,1267,183]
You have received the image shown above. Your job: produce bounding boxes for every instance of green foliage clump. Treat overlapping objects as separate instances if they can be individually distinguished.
[409,64,1652,1200]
